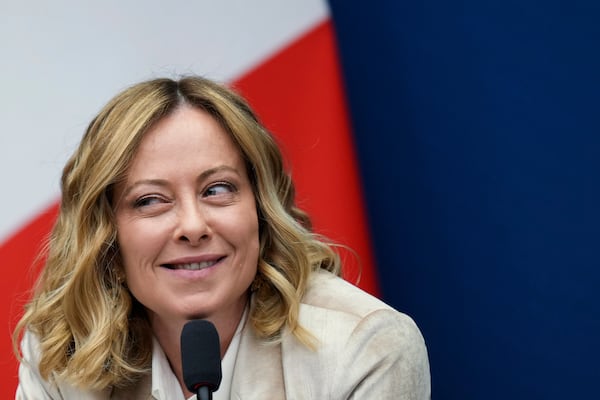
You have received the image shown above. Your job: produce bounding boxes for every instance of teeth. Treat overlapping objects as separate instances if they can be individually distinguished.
[176,260,217,270]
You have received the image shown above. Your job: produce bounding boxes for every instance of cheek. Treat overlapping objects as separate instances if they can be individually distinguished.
[217,209,260,268]
[242,219,261,273]
[117,219,168,272]
[232,208,260,248]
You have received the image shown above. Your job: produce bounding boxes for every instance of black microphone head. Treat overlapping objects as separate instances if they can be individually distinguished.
[181,320,222,393]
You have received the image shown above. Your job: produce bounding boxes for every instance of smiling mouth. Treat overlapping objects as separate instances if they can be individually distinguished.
[162,257,224,271]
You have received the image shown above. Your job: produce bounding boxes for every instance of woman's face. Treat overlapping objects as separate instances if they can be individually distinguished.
[113,105,259,329]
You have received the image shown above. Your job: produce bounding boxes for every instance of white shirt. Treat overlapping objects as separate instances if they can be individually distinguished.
[151,310,247,400]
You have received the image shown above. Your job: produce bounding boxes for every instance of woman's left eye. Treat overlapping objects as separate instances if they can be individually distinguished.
[203,182,235,197]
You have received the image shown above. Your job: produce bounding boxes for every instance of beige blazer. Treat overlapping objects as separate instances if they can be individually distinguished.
[17,271,430,399]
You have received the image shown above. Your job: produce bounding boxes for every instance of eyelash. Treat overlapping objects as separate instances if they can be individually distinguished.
[133,195,166,208]
[203,182,236,197]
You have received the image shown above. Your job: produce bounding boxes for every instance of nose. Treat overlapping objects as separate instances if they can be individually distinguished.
[174,200,210,245]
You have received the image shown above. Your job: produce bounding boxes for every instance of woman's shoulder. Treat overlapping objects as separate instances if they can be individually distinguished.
[302,269,403,318]
[17,330,112,399]
[281,270,430,399]
[299,269,425,348]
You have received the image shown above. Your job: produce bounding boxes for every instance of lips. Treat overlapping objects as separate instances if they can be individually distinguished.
[161,256,225,270]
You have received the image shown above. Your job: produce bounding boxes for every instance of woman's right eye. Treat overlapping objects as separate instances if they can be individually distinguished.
[133,195,165,208]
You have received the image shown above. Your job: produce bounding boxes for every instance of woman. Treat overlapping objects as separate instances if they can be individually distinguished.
[14,76,430,399]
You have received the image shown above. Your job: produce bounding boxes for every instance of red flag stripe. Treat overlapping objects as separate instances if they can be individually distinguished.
[234,20,379,295]
[0,203,59,385]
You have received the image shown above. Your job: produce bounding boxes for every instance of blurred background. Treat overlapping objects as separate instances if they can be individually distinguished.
[2,1,598,398]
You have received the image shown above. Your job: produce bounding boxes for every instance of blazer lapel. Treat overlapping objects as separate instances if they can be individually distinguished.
[230,325,285,400]
[109,373,153,399]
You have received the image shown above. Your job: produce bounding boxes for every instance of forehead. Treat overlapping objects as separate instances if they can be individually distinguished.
[126,106,246,177]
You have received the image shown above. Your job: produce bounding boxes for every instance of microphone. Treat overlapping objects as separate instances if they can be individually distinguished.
[181,320,222,400]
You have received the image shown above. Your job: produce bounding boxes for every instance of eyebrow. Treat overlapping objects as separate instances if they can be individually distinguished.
[198,165,241,181]
[121,165,242,198]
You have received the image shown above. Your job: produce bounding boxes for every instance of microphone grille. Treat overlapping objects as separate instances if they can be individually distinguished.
[181,319,222,392]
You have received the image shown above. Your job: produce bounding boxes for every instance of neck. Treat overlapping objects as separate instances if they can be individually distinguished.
[149,300,247,398]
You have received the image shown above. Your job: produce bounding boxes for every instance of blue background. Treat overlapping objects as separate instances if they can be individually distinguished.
[328,1,600,398]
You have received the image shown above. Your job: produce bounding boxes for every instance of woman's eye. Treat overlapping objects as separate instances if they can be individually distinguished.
[204,182,235,197]
[133,195,165,208]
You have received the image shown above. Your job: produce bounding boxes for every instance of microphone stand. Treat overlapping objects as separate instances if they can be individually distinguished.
[196,385,212,400]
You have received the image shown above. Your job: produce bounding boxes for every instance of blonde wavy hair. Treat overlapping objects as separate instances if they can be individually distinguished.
[13,76,341,390]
